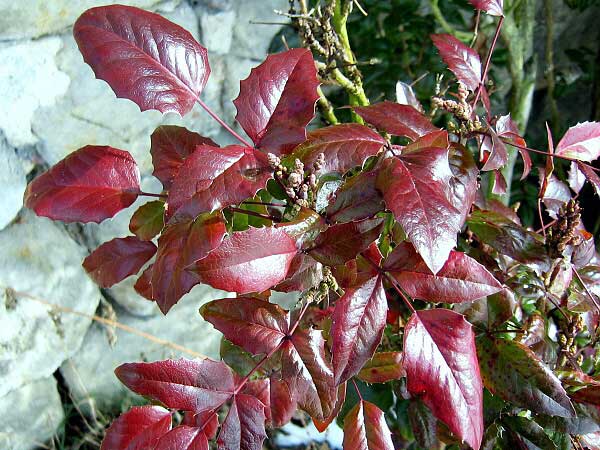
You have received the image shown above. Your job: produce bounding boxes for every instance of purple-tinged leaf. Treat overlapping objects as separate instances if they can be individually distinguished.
[167,145,272,222]
[431,34,481,91]
[281,327,336,420]
[129,200,165,241]
[495,114,531,179]
[556,122,600,162]
[325,169,385,223]
[101,405,172,450]
[234,48,319,155]
[24,145,140,223]
[568,162,586,193]
[74,5,210,115]
[396,81,423,111]
[292,124,386,175]
[269,377,297,428]
[83,237,156,288]
[134,264,154,301]
[182,411,219,440]
[404,309,483,450]
[468,0,504,16]
[309,218,384,266]
[313,383,347,433]
[150,125,217,190]
[491,170,507,195]
[152,212,226,314]
[352,101,438,140]
[357,352,404,384]
[448,142,478,227]
[155,426,209,450]
[217,394,267,450]
[477,335,575,417]
[331,276,387,384]
[384,242,502,303]
[406,130,449,150]
[481,129,508,172]
[541,174,571,219]
[342,400,394,450]
[200,297,288,356]
[115,358,234,412]
[192,226,298,294]
[376,147,460,274]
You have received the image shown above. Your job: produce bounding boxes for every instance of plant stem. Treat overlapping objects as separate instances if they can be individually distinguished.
[228,207,281,223]
[472,16,505,110]
[543,0,559,130]
[241,201,286,207]
[572,267,600,314]
[234,343,282,395]
[138,191,167,199]
[317,86,339,125]
[429,0,472,41]
[196,98,253,148]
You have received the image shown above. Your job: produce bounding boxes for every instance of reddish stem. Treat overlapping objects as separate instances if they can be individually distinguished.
[351,379,364,401]
[242,201,286,207]
[138,191,167,199]
[228,206,281,223]
[234,342,282,395]
[472,15,504,110]
[572,267,600,314]
[196,98,253,148]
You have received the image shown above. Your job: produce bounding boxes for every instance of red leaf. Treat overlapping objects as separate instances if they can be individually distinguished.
[24,145,140,223]
[357,352,404,384]
[217,394,267,450]
[385,242,502,303]
[481,128,508,171]
[192,227,298,294]
[431,34,481,91]
[281,327,336,420]
[376,148,460,274]
[577,161,600,197]
[129,200,165,241]
[274,253,323,293]
[182,411,220,440]
[352,102,438,140]
[325,170,386,223]
[403,309,483,450]
[292,124,386,175]
[151,126,217,190]
[468,0,503,16]
[331,243,383,290]
[313,383,346,433]
[83,237,156,288]
[331,276,387,384]
[309,218,384,266]
[134,264,154,300]
[556,122,600,162]
[115,358,234,412]
[152,212,226,313]
[101,405,172,450]
[269,376,297,428]
[200,297,289,355]
[495,115,531,179]
[167,145,272,222]
[342,400,394,450]
[234,48,319,155]
[448,142,478,227]
[74,5,210,115]
[155,426,209,450]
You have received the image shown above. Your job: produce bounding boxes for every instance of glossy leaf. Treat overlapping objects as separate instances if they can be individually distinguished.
[115,358,234,412]
[431,34,481,91]
[495,114,531,179]
[448,142,478,227]
[101,405,172,450]
[152,212,226,313]
[269,376,297,428]
[313,383,347,432]
[200,297,288,356]
[352,101,438,140]
[357,352,404,384]
[234,48,319,155]
[408,399,438,450]
[182,411,219,440]
[384,242,502,303]
[155,426,209,450]
[468,0,503,16]
[403,309,483,450]
[542,174,571,219]
[192,226,298,294]
[481,128,508,172]
[396,81,423,111]
[376,148,460,274]
[74,5,210,115]
[292,124,386,175]
[331,276,387,384]
[24,145,140,223]
[281,327,336,420]
[83,236,156,288]
[274,253,323,293]
[129,200,165,241]
[577,161,600,197]
[342,400,394,450]
[167,145,272,222]
[309,218,384,266]
[217,394,267,450]
[134,264,154,301]
[150,125,217,189]
[325,170,385,223]
[477,335,575,417]
[556,121,600,162]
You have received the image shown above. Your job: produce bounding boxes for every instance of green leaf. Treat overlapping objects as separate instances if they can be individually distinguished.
[408,398,438,449]
[501,416,557,450]
[129,200,165,241]
[476,335,575,417]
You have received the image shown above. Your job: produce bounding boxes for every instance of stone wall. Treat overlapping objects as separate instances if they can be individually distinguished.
[0,1,286,448]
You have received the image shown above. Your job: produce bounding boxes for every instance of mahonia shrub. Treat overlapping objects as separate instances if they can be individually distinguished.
[22,1,600,449]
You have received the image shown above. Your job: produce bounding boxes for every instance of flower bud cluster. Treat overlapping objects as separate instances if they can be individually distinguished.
[267,152,324,207]
[547,199,583,258]
[432,82,484,135]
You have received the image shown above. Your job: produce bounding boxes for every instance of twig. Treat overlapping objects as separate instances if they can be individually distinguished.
[472,16,505,110]
[572,267,600,314]
[228,207,281,223]
[138,191,167,199]
[4,287,208,359]
[196,98,253,148]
